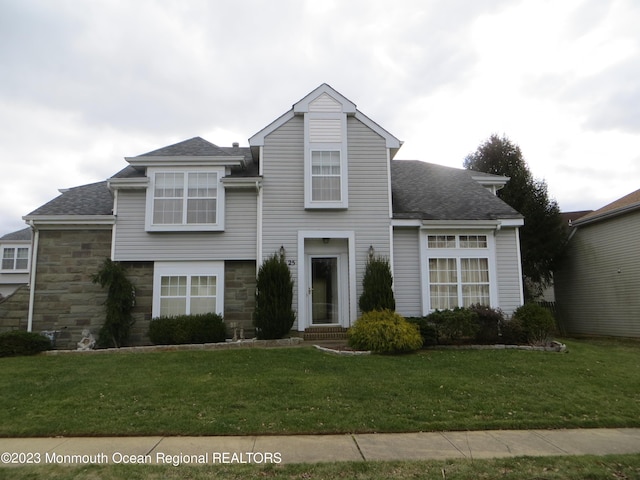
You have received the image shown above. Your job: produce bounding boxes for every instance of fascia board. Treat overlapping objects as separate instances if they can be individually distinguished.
[125,156,245,168]
[248,110,295,146]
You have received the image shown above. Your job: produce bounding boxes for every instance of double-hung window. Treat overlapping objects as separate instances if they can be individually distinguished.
[311,151,341,202]
[146,168,224,231]
[152,262,224,318]
[304,114,348,209]
[1,246,29,272]
[425,234,493,310]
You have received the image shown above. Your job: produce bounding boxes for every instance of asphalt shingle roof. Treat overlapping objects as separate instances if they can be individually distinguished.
[0,227,32,241]
[391,160,522,221]
[25,181,113,217]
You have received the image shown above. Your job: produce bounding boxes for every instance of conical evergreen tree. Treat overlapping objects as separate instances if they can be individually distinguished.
[359,256,395,313]
[253,253,296,339]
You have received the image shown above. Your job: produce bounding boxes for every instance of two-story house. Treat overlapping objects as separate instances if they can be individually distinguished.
[19,84,524,348]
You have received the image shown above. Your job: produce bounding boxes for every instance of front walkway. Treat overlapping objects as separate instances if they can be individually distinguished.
[1,428,639,466]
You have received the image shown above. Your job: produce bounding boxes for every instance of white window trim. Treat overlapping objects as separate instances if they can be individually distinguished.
[304,113,348,209]
[145,166,226,232]
[0,244,30,273]
[152,261,225,318]
[419,230,498,314]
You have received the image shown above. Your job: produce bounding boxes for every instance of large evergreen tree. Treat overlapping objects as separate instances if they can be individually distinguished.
[464,134,567,299]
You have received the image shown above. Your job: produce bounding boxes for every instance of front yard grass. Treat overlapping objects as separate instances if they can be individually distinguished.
[2,454,640,480]
[0,339,638,437]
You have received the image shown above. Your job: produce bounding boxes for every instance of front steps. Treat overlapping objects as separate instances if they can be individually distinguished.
[303,326,348,341]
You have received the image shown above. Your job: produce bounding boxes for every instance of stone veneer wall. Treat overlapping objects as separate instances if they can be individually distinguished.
[32,229,256,349]
[224,260,257,337]
[0,284,30,333]
[122,261,154,345]
[32,229,112,349]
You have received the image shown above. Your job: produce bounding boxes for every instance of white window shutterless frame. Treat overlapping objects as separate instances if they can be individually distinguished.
[421,232,497,312]
[152,262,224,318]
[145,167,225,232]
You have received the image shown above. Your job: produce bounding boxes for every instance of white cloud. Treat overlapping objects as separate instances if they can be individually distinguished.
[1,0,639,233]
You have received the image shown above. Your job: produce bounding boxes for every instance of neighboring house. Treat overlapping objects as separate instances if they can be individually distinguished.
[555,189,640,338]
[0,227,32,298]
[19,84,524,348]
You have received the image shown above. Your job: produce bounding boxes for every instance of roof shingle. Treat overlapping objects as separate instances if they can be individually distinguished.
[391,160,522,221]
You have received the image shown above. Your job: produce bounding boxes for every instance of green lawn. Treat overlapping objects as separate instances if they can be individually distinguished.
[0,339,638,437]
[0,454,639,480]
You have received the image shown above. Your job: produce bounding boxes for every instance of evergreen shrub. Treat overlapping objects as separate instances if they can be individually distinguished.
[148,313,226,345]
[427,307,479,343]
[253,253,296,340]
[0,330,51,357]
[513,303,556,345]
[358,256,395,313]
[348,310,423,354]
[468,304,505,344]
[92,258,136,348]
[405,317,438,346]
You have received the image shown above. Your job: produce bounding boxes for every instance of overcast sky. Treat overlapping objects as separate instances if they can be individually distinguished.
[1,0,639,234]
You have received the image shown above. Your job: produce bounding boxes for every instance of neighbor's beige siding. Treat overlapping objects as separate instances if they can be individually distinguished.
[555,210,640,337]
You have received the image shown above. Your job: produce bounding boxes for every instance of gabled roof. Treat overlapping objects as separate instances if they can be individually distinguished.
[125,136,250,169]
[572,188,640,226]
[391,160,522,221]
[111,138,258,180]
[24,181,113,217]
[0,227,32,241]
[249,83,402,155]
[138,136,234,157]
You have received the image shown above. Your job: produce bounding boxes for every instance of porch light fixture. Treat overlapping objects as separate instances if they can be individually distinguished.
[368,245,375,260]
[279,245,285,259]
[322,238,330,244]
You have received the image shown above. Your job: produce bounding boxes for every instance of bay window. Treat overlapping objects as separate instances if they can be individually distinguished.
[424,233,494,310]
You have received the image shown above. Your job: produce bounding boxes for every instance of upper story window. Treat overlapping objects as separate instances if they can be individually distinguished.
[304,113,348,209]
[1,246,29,272]
[311,150,341,202]
[146,167,225,232]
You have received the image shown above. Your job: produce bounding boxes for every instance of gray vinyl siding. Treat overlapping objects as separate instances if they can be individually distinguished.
[393,227,422,317]
[261,115,392,320]
[495,228,523,316]
[112,189,257,261]
[555,210,640,338]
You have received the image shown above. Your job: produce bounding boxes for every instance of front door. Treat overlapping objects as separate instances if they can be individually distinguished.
[310,256,340,325]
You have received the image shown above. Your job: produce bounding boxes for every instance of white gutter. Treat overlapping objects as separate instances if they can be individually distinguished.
[26,223,39,332]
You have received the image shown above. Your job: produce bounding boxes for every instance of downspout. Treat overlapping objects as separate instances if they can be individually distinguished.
[26,222,39,332]
[256,146,264,274]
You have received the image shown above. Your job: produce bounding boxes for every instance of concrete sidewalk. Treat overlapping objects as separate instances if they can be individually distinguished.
[1,428,639,466]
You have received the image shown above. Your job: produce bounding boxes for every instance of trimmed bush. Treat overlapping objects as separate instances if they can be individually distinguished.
[253,253,296,340]
[513,303,556,345]
[468,304,505,344]
[358,256,395,313]
[0,330,51,357]
[148,313,226,345]
[348,310,423,354]
[500,317,527,345]
[405,317,438,346]
[427,307,479,344]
